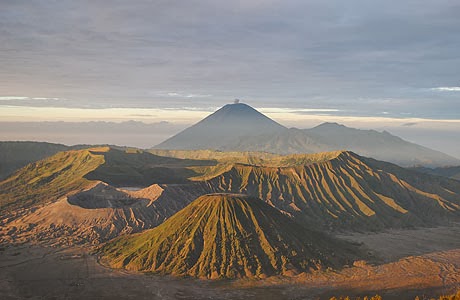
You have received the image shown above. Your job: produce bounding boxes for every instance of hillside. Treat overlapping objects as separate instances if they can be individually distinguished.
[410,166,460,181]
[0,148,105,212]
[0,181,210,245]
[0,147,214,244]
[226,127,331,154]
[148,149,279,163]
[201,151,460,230]
[0,141,69,180]
[0,147,209,212]
[99,194,363,279]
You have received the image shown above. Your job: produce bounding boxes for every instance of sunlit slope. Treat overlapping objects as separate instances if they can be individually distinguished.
[0,147,208,211]
[0,141,70,180]
[202,151,460,230]
[100,194,362,279]
[0,182,205,245]
[149,149,278,164]
[0,145,214,245]
[84,148,211,186]
[0,148,105,211]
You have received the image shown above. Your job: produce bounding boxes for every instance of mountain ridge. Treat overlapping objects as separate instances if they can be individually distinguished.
[2,147,460,247]
[200,151,460,230]
[154,103,459,167]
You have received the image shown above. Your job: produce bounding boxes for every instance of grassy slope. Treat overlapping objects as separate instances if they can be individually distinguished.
[0,147,212,212]
[85,148,212,186]
[0,141,69,180]
[100,194,361,279]
[0,148,105,211]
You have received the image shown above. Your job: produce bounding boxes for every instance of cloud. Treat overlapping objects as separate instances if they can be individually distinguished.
[431,87,460,92]
[0,96,65,107]
[0,96,29,100]
[0,96,62,101]
[160,92,212,98]
[260,108,340,114]
[402,122,418,126]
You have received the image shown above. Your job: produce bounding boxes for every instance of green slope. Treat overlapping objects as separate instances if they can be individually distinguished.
[0,146,211,212]
[84,148,211,186]
[0,148,104,211]
[100,194,361,279]
[0,141,69,180]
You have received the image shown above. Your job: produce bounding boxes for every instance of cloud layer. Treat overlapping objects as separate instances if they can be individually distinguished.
[0,1,459,119]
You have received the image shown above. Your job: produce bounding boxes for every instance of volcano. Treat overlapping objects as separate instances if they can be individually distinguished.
[99,193,362,279]
[155,102,286,150]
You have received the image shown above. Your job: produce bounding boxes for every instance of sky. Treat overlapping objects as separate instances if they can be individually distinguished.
[0,1,459,157]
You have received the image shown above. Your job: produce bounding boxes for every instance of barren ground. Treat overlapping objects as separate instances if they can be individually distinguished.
[1,224,459,300]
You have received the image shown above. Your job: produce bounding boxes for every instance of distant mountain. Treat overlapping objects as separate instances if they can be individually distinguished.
[155,102,286,150]
[226,127,331,154]
[99,193,363,279]
[154,103,459,167]
[306,123,460,167]
[410,165,460,181]
[0,141,69,180]
[226,123,460,167]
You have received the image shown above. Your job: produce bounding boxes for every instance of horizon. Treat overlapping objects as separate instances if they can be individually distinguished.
[1,101,460,159]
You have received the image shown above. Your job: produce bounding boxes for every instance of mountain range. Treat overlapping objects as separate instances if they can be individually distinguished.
[155,103,459,167]
[2,146,460,248]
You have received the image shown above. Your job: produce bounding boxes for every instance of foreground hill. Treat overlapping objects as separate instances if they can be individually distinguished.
[0,141,69,180]
[154,103,459,167]
[100,194,363,279]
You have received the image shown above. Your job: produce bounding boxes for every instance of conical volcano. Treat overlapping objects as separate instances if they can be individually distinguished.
[99,193,362,279]
[155,102,286,150]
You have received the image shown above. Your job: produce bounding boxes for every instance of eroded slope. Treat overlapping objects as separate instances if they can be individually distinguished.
[100,194,362,279]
